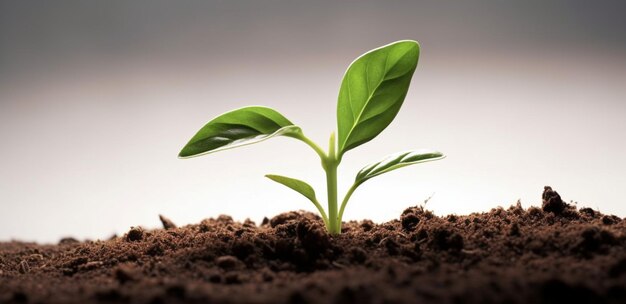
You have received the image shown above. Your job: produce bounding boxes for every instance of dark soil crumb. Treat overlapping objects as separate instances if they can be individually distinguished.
[1,187,625,304]
[158,214,177,230]
[125,226,144,242]
[542,186,567,214]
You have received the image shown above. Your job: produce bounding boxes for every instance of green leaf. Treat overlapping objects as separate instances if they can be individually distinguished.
[337,40,420,157]
[355,150,444,184]
[179,106,301,158]
[265,174,329,224]
[265,174,317,203]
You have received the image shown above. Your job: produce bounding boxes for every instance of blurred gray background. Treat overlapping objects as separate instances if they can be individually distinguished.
[1,1,625,242]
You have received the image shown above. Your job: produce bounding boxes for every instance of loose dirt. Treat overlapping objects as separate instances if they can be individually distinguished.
[1,187,625,303]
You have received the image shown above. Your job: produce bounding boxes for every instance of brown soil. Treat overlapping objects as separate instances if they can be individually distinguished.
[1,187,625,304]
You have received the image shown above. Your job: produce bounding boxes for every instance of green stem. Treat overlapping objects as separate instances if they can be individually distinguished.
[324,133,341,235]
[325,160,339,234]
[338,182,360,224]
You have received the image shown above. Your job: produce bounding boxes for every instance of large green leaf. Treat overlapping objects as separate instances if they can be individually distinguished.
[355,150,444,184]
[337,40,420,157]
[179,106,301,158]
[265,174,328,224]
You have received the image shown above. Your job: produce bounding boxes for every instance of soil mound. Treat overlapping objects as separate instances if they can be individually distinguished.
[1,190,625,303]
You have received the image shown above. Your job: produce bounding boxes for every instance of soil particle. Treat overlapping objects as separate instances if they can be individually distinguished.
[380,236,401,255]
[296,219,330,253]
[261,217,270,226]
[269,212,300,228]
[602,215,621,225]
[509,222,521,236]
[215,255,242,270]
[580,207,596,217]
[400,213,420,231]
[542,186,566,214]
[231,239,255,259]
[79,261,103,272]
[360,220,375,231]
[430,227,464,252]
[59,237,79,245]
[158,214,177,230]
[349,247,367,263]
[1,187,625,303]
[126,226,144,242]
[17,261,29,274]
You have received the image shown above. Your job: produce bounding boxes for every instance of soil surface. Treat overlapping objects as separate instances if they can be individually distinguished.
[1,187,625,304]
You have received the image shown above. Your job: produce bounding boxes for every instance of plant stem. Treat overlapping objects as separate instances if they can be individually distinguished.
[297,132,342,234]
[324,133,341,235]
[325,160,339,234]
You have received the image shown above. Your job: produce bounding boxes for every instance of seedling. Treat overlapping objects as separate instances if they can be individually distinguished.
[179,40,444,234]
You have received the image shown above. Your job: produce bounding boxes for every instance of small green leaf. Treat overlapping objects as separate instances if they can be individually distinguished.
[179,106,301,158]
[355,150,444,184]
[265,174,317,203]
[337,40,420,157]
[338,149,443,223]
[265,174,328,224]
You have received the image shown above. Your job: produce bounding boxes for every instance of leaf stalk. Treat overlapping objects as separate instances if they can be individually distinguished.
[338,182,360,224]
[297,134,327,160]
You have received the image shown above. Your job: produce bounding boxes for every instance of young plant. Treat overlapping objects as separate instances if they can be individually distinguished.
[179,40,444,234]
